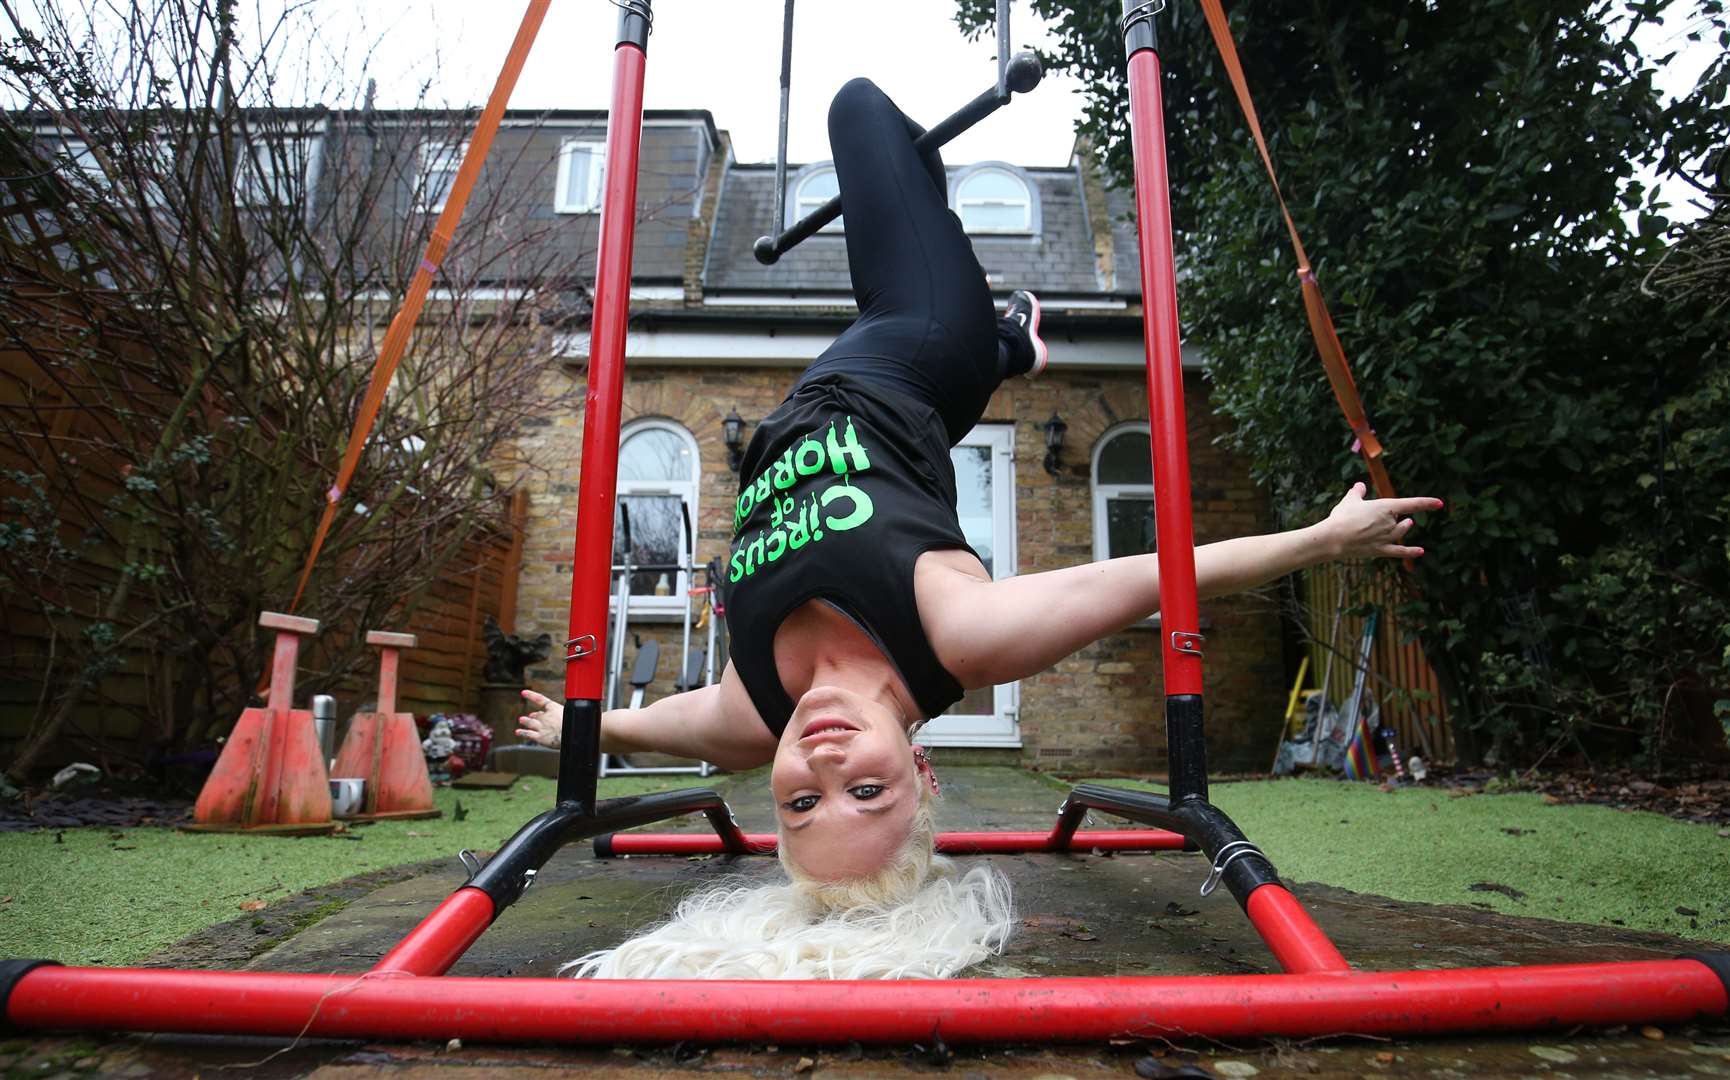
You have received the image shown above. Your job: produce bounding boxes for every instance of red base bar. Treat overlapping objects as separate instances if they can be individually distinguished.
[602,830,1188,856]
[1246,885,1351,974]
[371,887,496,975]
[12,961,1723,1043]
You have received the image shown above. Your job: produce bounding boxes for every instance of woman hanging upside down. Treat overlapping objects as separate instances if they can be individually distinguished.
[515,77,1440,980]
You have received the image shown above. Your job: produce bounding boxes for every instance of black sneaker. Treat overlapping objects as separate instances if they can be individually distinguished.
[1005,289,1048,379]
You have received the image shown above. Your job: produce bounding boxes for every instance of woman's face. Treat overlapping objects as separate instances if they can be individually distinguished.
[770,684,922,880]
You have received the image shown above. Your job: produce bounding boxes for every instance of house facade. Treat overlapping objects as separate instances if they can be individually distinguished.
[5,103,1289,774]
[498,109,1287,773]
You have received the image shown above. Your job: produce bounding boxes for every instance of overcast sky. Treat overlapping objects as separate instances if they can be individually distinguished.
[301,0,1715,217]
[327,1,1090,168]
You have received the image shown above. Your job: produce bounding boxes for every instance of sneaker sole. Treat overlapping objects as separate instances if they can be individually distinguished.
[1022,293,1048,378]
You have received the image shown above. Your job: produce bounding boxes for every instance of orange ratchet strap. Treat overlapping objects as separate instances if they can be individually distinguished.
[285,0,553,613]
[1197,0,1396,500]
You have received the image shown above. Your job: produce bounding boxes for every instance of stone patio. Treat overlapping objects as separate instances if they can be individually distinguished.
[13,766,1728,1078]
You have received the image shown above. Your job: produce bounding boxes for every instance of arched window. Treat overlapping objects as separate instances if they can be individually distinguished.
[613,419,700,617]
[953,165,1034,234]
[1092,423,1156,562]
[789,164,843,233]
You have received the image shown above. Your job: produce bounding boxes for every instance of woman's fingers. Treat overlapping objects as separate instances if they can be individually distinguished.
[520,688,553,708]
[1385,496,1444,516]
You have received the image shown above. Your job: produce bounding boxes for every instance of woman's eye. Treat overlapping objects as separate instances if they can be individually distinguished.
[786,795,819,813]
[849,784,884,800]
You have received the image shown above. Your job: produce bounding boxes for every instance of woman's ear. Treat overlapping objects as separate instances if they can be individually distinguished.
[912,744,940,795]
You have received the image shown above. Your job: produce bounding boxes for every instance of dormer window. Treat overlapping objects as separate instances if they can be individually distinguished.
[790,164,842,233]
[954,165,1033,234]
[417,140,464,213]
[556,139,606,214]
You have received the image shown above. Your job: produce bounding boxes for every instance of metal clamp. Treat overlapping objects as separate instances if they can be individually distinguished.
[1119,0,1167,34]
[457,849,483,881]
[608,0,653,34]
[565,634,597,660]
[1055,801,1096,828]
[1199,840,1264,898]
[1170,630,1205,657]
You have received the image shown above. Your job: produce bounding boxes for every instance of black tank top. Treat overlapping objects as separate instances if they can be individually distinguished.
[721,374,975,735]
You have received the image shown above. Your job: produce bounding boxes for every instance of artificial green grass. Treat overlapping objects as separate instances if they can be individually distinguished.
[5,773,1726,968]
[1084,776,1730,944]
[0,775,685,967]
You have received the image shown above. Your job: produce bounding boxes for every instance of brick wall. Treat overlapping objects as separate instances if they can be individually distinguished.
[511,359,1286,774]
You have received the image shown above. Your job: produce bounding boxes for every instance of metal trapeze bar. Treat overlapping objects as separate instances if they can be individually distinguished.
[753,50,1045,265]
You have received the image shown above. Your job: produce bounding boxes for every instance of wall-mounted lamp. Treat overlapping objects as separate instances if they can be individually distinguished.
[722,408,750,472]
[1039,412,1068,478]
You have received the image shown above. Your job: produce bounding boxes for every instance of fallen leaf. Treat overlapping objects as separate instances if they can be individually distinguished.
[1164,901,1198,917]
[238,900,267,911]
[1641,1025,1664,1041]
[1,896,11,904]
[1500,827,1534,836]
[794,1056,815,1073]
[1467,881,1527,901]
[1375,1051,1396,1063]
[1676,905,1700,917]
[445,1037,463,1052]
[1542,794,1565,805]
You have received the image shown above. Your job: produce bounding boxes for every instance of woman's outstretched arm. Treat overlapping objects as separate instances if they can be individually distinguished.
[515,661,778,771]
[923,484,1442,690]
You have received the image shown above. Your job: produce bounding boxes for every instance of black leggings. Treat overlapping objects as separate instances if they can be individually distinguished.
[795,78,1029,447]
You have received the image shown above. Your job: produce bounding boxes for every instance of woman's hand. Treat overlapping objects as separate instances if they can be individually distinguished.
[516,688,562,749]
[1320,482,1443,560]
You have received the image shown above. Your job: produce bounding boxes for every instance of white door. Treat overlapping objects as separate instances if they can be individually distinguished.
[919,424,1021,748]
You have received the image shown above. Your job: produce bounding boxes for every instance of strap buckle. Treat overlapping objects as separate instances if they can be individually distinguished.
[1170,630,1204,657]
[565,634,597,660]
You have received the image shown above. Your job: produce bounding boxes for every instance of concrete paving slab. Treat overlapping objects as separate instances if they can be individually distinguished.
[19,767,1730,1076]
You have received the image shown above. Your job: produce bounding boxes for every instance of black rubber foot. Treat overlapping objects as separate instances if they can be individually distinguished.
[1681,952,1730,1004]
[0,959,59,1032]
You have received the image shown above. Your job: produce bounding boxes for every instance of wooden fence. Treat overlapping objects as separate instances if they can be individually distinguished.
[1299,561,1454,763]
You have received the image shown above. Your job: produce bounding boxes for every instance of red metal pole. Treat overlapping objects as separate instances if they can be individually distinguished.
[370,888,496,976]
[554,5,651,809]
[599,830,1188,856]
[563,22,649,705]
[1125,26,1201,701]
[12,961,1724,1043]
[1246,885,1352,974]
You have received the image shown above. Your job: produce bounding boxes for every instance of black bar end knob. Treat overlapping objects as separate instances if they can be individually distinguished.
[753,235,781,265]
[1006,51,1043,94]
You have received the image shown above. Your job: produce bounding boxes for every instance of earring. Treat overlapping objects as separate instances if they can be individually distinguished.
[912,744,940,795]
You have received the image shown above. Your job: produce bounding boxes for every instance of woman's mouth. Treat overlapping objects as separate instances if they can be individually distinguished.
[800,718,859,742]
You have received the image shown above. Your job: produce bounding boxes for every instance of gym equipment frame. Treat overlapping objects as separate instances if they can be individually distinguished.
[4,0,1724,1047]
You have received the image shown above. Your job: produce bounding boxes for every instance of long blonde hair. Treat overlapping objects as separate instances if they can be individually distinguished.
[563,785,1014,980]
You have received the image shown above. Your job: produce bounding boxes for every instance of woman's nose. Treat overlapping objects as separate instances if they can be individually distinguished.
[809,743,846,766]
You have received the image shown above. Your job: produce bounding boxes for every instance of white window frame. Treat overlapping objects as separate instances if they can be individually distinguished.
[236,137,304,207]
[554,138,606,214]
[953,164,1033,234]
[922,424,1021,748]
[1092,422,1156,563]
[58,140,107,188]
[612,418,701,621]
[790,163,843,233]
[60,138,171,208]
[416,140,465,213]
